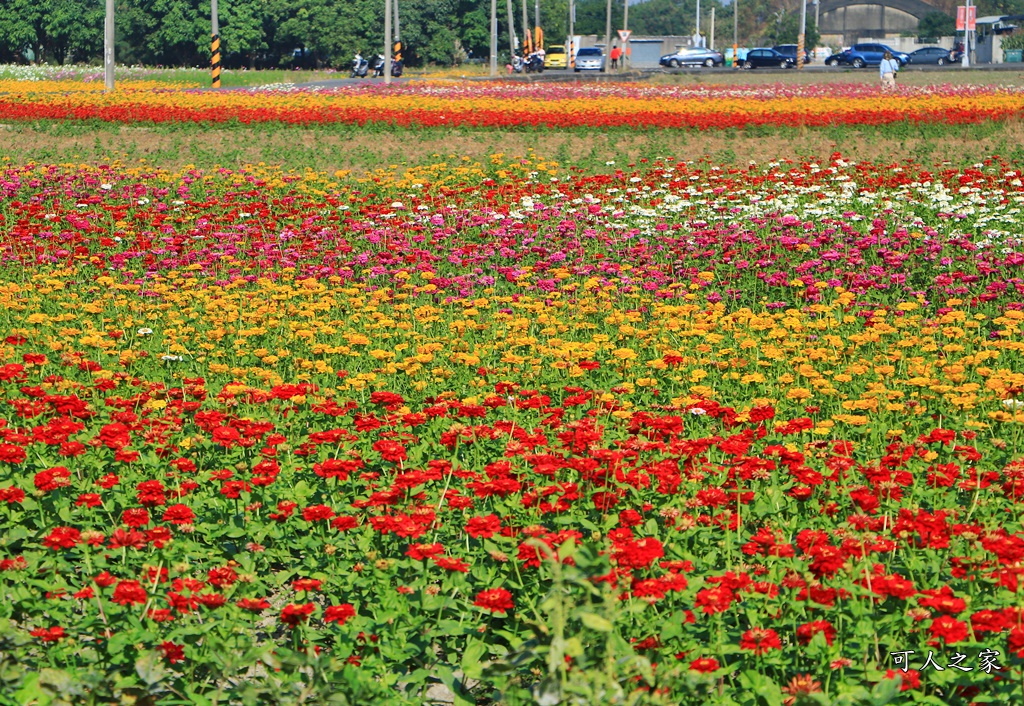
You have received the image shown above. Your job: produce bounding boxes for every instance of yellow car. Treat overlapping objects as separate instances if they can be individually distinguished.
[546,45,567,69]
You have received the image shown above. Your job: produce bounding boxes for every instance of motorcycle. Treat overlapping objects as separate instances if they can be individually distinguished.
[372,55,403,78]
[524,54,544,74]
[509,55,525,73]
[350,56,369,78]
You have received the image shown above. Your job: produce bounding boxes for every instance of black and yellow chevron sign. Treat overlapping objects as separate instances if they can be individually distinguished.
[211,34,221,88]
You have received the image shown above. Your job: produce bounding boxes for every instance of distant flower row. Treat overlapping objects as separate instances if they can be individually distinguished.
[1,80,1023,129]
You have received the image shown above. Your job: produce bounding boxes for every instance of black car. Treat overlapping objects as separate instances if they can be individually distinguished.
[742,48,796,69]
[906,46,955,65]
[773,44,811,64]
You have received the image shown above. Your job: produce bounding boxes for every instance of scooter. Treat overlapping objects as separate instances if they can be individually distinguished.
[524,54,544,74]
[372,55,403,78]
[351,56,369,78]
[509,55,525,73]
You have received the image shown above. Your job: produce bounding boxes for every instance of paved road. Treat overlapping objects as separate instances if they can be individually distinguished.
[295,62,1024,89]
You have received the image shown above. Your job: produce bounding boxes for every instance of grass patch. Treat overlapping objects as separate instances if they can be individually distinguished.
[3,119,1024,173]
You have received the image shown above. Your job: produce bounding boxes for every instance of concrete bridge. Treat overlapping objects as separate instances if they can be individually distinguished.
[818,0,940,46]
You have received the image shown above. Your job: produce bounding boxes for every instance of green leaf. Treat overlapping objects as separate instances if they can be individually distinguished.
[461,638,486,680]
[869,676,902,705]
[135,650,167,687]
[579,612,614,632]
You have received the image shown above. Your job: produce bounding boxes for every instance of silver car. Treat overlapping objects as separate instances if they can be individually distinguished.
[660,48,724,68]
[574,47,606,72]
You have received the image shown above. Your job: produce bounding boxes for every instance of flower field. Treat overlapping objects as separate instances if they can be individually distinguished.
[3,151,1024,705]
[3,81,1024,130]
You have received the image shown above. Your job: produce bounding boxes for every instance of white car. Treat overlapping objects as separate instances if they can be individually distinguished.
[574,47,605,72]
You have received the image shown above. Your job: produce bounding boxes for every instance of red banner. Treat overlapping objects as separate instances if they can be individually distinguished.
[957,6,976,31]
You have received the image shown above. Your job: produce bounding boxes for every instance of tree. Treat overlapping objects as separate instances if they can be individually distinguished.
[221,0,268,68]
[768,11,819,49]
[0,0,45,63]
[918,12,955,40]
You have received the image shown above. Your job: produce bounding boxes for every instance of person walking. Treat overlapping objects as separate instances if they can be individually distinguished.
[880,51,899,91]
[610,44,621,69]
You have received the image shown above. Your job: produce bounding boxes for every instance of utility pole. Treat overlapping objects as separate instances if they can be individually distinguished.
[210,0,221,88]
[962,0,971,67]
[385,0,392,84]
[710,7,715,50]
[623,0,629,69]
[523,0,529,51]
[696,0,701,39]
[395,0,400,41]
[605,0,612,59]
[568,0,574,69]
[797,0,807,69]
[733,0,738,68]
[104,0,115,91]
[491,0,498,76]
[506,0,517,57]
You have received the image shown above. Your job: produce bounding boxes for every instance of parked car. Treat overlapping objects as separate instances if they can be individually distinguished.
[906,46,955,65]
[742,48,796,69]
[825,43,909,68]
[659,48,725,68]
[773,44,811,64]
[546,44,568,69]
[574,47,605,72]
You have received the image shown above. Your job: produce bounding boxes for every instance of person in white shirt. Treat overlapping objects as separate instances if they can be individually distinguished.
[880,51,899,90]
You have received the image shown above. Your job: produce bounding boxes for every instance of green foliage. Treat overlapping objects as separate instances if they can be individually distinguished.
[0,0,573,68]
[1003,31,1024,51]
[572,0,726,40]
[918,11,955,41]
[766,12,819,49]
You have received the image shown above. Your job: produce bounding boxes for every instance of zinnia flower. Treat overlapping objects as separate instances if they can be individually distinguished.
[474,588,514,615]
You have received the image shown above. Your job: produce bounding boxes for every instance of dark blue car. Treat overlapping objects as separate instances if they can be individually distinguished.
[825,43,909,68]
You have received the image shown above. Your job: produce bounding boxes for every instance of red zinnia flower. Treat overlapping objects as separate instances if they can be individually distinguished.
[280,602,315,628]
[739,627,782,655]
[694,586,734,614]
[30,626,65,642]
[885,668,921,691]
[207,566,238,588]
[121,508,150,528]
[34,467,72,493]
[236,598,271,612]
[474,588,514,615]
[324,603,356,625]
[43,526,81,550]
[433,556,470,572]
[111,580,147,606]
[928,615,969,645]
[465,514,502,538]
[162,504,195,525]
[406,543,444,561]
[373,439,407,463]
[159,641,185,664]
[0,486,25,504]
[796,620,836,646]
[301,504,335,522]
[331,515,359,531]
[688,657,720,673]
